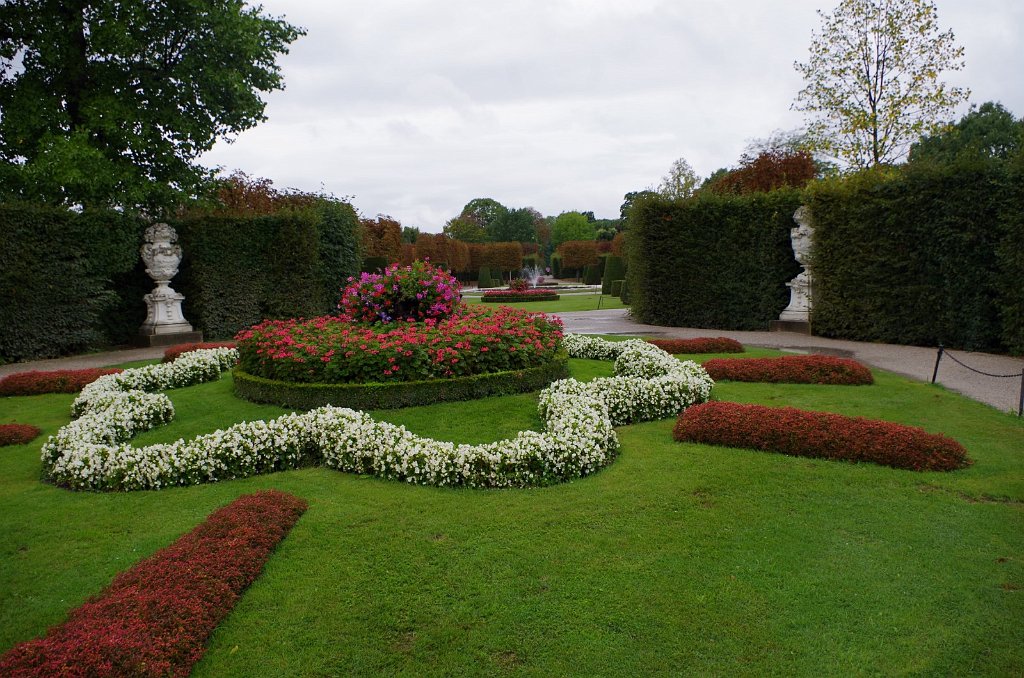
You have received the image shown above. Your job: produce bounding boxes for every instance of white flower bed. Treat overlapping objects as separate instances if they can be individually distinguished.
[42,337,713,491]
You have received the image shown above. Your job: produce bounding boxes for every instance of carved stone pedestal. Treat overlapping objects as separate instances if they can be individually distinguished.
[137,223,202,347]
[769,320,812,335]
[771,206,814,335]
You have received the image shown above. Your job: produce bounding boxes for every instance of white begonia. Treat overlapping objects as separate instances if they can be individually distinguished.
[41,338,713,491]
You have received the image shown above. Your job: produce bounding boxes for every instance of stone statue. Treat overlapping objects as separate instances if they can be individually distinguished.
[139,222,196,338]
[778,206,814,323]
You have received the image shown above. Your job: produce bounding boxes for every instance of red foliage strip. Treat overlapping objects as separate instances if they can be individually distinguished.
[0,490,308,678]
[674,401,970,472]
[162,341,237,363]
[0,423,41,446]
[644,337,744,354]
[703,354,874,385]
[482,288,557,298]
[0,368,123,396]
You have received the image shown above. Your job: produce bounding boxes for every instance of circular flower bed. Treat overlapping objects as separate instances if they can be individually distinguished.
[40,338,714,491]
[481,289,560,303]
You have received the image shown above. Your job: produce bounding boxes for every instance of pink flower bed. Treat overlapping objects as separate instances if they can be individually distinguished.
[703,354,874,384]
[0,369,124,396]
[339,260,461,323]
[0,490,308,678]
[674,401,970,471]
[0,423,41,446]
[236,305,564,383]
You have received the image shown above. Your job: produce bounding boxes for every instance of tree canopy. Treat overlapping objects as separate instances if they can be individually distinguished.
[550,211,596,248]
[657,157,701,199]
[0,0,304,211]
[793,0,968,168]
[909,102,1023,165]
[490,206,539,243]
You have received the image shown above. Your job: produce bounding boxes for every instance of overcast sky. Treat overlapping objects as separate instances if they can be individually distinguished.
[200,0,1024,231]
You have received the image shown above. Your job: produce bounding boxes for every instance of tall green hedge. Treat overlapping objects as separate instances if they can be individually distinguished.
[175,200,360,339]
[807,163,1020,351]
[626,191,803,329]
[601,255,626,294]
[0,203,143,361]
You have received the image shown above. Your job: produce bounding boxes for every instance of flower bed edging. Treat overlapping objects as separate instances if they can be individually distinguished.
[233,351,569,410]
[163,341,237,363]
[0,423,41,446]
[644,337,744,354]
[0,490,307,677]
[0,368,124,396]
[41,338,714,491]
[673,401,970,471]
[703,354,874,384]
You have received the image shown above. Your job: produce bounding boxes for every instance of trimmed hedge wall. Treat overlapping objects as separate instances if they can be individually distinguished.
[233,351,569,410]
[0,203,143,361]
[807,163,1021,352]
[175,201,360,340]
[626,191,803,330]
[601,255,626,294]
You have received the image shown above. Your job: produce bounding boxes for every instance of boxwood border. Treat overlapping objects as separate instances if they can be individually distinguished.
[481,293,560,303]
[233,350,570,410]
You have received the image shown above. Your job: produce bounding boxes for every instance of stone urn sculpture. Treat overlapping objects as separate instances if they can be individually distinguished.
[771,206,814,333]
[138,223,202,345]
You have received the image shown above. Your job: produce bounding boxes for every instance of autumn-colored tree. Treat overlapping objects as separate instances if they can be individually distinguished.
[210,171,320,215]
[611,232,627,257]
[399,242,416,266]
[557,240,600,273]
[793,0,969,167]
[467,243,486,272]
[483,242,524,279]
[360,215,403,262]
[702,150,818,195]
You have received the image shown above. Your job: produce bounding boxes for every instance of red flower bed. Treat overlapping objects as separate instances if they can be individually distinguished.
[0,423,41,446]
[673,401,970,471]
[162,341,237,363]
[482,288,558,298]
[0,490,308,678]
[703,354,873,384]
[0,369,123,396]
[644,337,744,354]
[236,305,564,383]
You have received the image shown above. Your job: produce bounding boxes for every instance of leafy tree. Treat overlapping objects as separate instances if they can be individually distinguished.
[490,206,538,243]
[702,150,817,195]
[0,0,304,210]
[401,226,421,244]
[443,215,488,243]
[619,190,657,223]
[657,157,701,198]
[550,211,596,248]
[793,0,968,168]
[909,102,1023,165]
[459,198,507,233]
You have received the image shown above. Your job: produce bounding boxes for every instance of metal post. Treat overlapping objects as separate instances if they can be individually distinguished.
[597,294,603,310]
[931,345,944,384]
[1018,369,1023,417]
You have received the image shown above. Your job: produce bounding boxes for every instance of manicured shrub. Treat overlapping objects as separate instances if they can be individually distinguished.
[807,162,1021,352]
[339,260,462,324]
[626,191,802,330]
[236,306,563,383]
[0,490,307,677]
[477,266,493,289]
[602,255,626,294]
[481,290,560,302]
[0,423,41,446]
[0,203,143,361]
[673,401,970,472]
[361,256,388,273]
[610,280,624,297]
[644,337,744,354]
[0,368,124,396]
[162,341,237,363]
[583,264,602,285]
[703,354,873,384]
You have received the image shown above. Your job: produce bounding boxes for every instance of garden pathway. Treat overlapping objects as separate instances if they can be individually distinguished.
[1,309,1021,414]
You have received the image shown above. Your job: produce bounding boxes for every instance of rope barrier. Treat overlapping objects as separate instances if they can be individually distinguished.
[931,344,1024,416]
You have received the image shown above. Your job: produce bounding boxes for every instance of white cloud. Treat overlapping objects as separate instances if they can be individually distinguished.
[203,0,1024,231]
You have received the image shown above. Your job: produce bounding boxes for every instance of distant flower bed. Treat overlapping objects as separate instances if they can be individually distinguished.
[163,341,237,363]
[673,401,970,472]
[0,368,123,396]
[236,306,563,384]
[481,289,560,303]
[0,423,41,446]
[0,491,307,677]
[703,354,873,384]
[644,337,744,354]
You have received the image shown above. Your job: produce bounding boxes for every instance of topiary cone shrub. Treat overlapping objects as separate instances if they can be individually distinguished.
[703,354,873,384]
[673,401,971,472]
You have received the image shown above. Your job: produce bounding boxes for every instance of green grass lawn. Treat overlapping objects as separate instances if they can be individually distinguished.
[464,291,627,313]
[1,350,1022,676]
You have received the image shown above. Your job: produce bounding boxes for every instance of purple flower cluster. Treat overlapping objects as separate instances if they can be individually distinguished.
[339,260,463,323]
